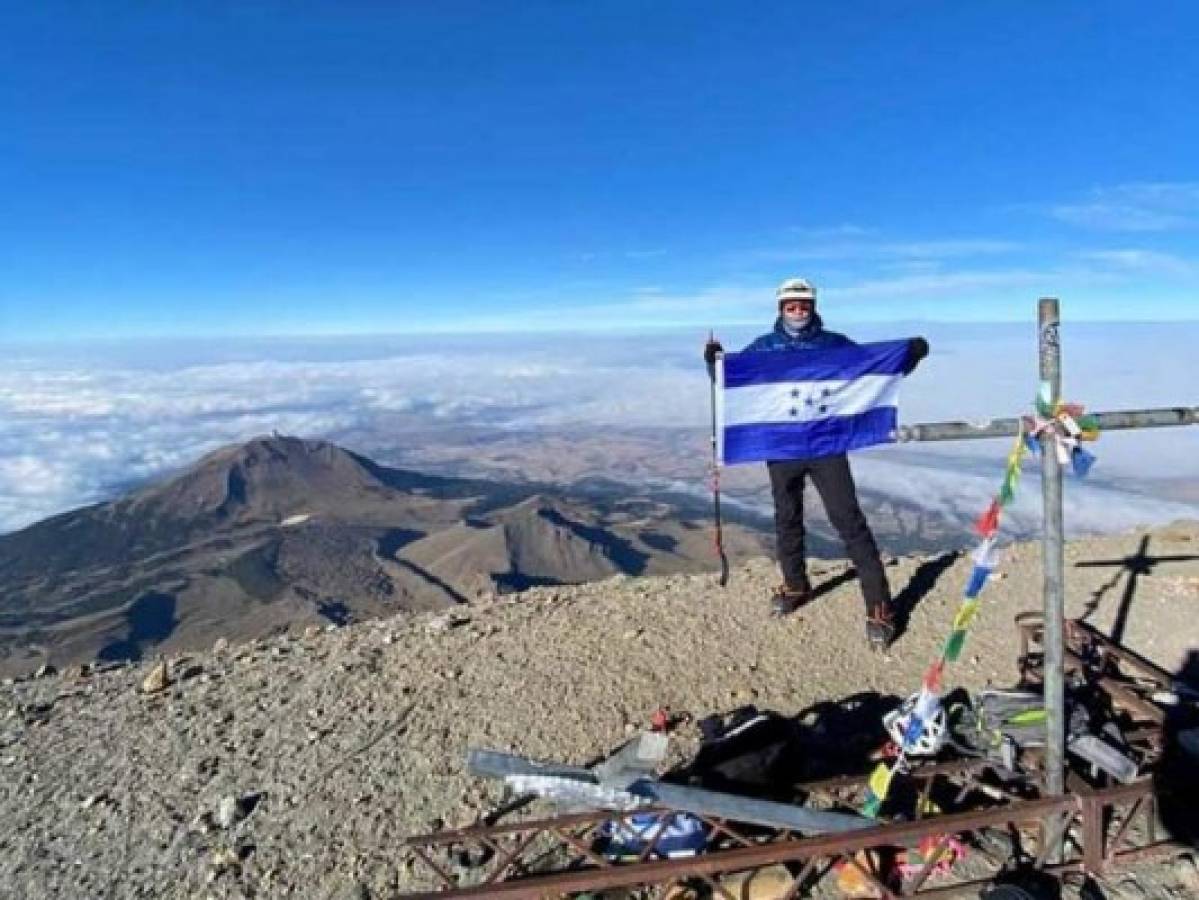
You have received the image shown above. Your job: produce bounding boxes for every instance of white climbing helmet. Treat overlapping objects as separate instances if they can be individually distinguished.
[775,277,816,307]
[884,692,948,757]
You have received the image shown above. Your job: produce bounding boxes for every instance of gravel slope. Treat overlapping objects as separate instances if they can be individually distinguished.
[2,521,1198,899]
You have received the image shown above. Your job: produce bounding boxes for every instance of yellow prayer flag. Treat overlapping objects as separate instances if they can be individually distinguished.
[952,599,981,632]
[868,762,894,799]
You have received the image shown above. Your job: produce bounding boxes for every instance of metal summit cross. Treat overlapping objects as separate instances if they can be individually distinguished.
[894,297,1199,805]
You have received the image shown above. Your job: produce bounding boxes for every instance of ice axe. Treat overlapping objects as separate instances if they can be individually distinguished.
[707,330,729,587]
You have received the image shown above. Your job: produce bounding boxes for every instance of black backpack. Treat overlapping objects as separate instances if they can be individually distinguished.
[681,707,804,801]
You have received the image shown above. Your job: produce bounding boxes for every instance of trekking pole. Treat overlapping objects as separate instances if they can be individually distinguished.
[707,331,730,587]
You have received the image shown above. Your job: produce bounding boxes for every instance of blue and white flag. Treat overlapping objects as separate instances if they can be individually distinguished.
[717,339,909,465]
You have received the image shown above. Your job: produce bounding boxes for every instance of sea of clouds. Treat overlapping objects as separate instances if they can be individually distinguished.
[1,322,1196,536]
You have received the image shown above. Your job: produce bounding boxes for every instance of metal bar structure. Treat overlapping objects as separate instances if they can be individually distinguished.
[403,782,1077,899]
[890,298,1198,816]
[399,619,1187,897]
[400,779,1159,895]
[894,406,1198,443]
[1038,298,1068,820]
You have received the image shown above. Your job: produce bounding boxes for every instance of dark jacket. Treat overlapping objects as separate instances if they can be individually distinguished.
[742,313,855,352]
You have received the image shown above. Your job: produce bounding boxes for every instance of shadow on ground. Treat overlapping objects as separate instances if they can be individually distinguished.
[1077,534,1199,644]
[891,550,961,643]
[97,591,178,663]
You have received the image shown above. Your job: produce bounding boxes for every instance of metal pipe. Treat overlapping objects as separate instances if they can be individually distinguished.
[1039,298,1067,848]
[626,779,875,834]
[468,749,874,833]
[466,748,597,783]
[894,406,1198,443]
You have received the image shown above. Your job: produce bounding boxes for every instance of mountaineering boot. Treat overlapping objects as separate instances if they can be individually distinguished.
[866,604,896,651]
[770,581,812,616]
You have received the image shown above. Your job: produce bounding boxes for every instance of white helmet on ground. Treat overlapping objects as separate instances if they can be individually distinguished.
[884,692,948,757]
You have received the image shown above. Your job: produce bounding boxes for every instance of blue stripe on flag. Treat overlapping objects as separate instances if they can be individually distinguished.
[723,339,910,388]
[722,406,898,464]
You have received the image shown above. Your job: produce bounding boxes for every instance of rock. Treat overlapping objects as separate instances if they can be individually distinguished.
[213,637,230,654]
[709,864,794,899]
[214,792,261,829]
[1173,855,1199,893]
[34,663,56,679]
[140,660,171,694]
[81,792,109,809]
[425,612,471,635]
[325,879,370,900]
[209,845,241,877]
[176,662,203,681]
[216,796,246,829]
[1116,875,1152,900]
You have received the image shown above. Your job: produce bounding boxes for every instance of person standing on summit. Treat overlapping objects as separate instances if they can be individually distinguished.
[704,278,928,650]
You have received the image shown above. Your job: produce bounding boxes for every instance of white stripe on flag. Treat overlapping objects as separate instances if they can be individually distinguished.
[722,374,901,427]
[715,355,726,463]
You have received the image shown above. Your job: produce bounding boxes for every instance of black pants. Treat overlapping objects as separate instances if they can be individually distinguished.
[767,454,891,612]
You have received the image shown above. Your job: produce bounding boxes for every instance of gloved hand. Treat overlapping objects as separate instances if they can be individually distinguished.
[703,339,724,367]
[902,337,929,375]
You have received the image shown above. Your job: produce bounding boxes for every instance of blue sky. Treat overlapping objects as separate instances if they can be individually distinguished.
[3,2,1199,339]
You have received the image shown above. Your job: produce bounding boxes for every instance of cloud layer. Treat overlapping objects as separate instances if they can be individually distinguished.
[1,324,1197,537]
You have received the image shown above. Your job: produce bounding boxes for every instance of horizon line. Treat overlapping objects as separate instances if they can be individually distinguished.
[5,315,1199,345]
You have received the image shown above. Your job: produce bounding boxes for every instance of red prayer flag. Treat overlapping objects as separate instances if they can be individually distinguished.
[974,499,1001,537]
[923,660,945,692]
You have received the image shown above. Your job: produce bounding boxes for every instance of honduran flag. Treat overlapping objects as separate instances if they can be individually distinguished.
[716,339,910,465]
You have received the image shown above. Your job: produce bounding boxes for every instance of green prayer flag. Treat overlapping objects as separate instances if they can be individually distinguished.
[998,477,1016,506]
[943,629,968,662]
[1036,382,1054,417]
[1009,708,1047,726]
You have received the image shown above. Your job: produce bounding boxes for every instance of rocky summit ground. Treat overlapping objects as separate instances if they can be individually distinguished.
[3,522,1199,899]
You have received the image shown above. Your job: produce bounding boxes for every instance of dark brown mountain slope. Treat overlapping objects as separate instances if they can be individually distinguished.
[0,435,769,675]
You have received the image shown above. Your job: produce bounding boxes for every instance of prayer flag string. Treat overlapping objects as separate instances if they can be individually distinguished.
[861,390,1100,818]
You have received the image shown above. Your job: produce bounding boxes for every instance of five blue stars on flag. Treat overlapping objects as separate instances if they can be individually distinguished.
[788,386,834,418]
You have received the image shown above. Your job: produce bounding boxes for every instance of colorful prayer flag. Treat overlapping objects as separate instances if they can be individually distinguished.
[868,762,893,799]
[974,500,1001,538]
[1071,446,1096,478]
[943,629,968,662]
[953,598,981,631]
[922,660,945,692]
[963,566,990,599]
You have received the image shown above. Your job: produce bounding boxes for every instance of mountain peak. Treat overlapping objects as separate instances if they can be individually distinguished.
[129,434,382,523]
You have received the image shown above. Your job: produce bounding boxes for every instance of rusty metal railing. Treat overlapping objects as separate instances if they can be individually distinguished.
[399,617,1189,897]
